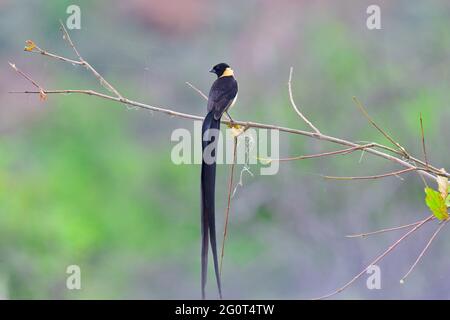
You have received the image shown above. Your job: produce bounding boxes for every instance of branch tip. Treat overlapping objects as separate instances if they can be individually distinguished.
[288,66,321,134]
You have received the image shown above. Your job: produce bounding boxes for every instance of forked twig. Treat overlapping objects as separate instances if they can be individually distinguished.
[58,20,123,99]
[264,143,374,162]
[8,62,47,101]
[314,215,434,300]
[346,216,435,238]
[400,219,449,283]
[353,96,410,158]
[323,167,418,180]
[186,82,208,101]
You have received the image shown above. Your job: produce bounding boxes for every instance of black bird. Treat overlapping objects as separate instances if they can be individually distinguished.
[201,63,238,299]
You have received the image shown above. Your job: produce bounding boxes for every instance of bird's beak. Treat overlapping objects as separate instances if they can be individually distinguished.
[209,69,215,73]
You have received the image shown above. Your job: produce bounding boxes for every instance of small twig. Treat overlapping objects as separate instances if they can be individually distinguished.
[323,167,418,180]
[370,141,443,177]
[361,140,436,174]
[314,215,434,300]
[346,216,435,238]
[8,62,42,90]
[418,113,430,188]
[57,21,124,99]
[419,113,429,168]
[288,67,321,134]
[8,62,47,101]
[220,136,238,276]
[367,142,401,156]
[264,143,374,162]
[186,82,208,101]
[28,45,83,65]
[360,140,442,176]
[353,96,410,158]
[59,20,83,61]
[400,219,449,283]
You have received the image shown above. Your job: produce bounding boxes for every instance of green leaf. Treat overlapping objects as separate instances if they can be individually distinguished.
[446,195,450,208]
[425,187,449,220]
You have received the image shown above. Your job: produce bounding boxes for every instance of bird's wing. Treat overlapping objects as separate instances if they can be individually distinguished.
[207,78,238,120]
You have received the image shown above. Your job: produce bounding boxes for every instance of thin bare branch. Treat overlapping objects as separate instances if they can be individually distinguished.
[288,67,321,134]
[84,63,124,99]
[358,140,444,176]
[400,219,449,283]
[314,215,434,300]
[264,143,375,162]
[367,142,402,156]
[346,216,435,238]
[186,82,208,101]
[56,21,124,99]
[28,45,83,65]
[419,113,429,168]
[353,96,410,158]
[9,88,206,120]
[8,62,47,101]
[59,20,83,61]
[9,62,42,90]
[358,140,437,176]
[323,167,418,180]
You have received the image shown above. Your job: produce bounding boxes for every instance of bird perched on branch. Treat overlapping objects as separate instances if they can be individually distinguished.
[201,63,238,299]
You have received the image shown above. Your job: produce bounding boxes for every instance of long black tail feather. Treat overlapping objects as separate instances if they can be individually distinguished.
[200,111,222,299]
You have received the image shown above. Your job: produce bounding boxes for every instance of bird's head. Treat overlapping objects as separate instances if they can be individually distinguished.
[209,63,234,78]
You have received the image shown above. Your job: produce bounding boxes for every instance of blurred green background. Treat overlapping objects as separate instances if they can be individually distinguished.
[1,0,450,299]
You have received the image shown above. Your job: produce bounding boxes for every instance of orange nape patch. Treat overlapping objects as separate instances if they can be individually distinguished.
[220,67,234,77]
